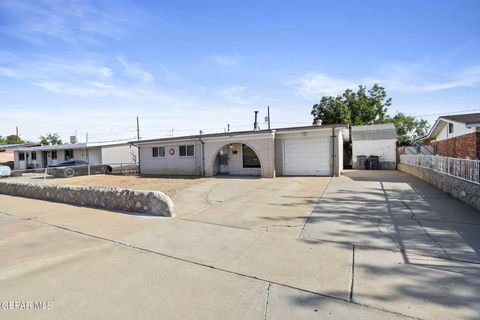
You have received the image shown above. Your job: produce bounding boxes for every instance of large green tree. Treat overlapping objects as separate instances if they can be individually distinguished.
[0,134,25,145]
[39,133,63,145]
[311,84,429,146]
[390,113,429,146]
[311,84,391,126]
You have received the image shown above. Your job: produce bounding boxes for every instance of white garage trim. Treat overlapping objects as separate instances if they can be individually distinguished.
[283,136,331,176]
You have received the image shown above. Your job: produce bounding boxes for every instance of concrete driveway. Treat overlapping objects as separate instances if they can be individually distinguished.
[0,171,479,319]
[173,176,330,235]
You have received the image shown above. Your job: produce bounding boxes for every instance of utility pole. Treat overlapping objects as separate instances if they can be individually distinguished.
[227,124,230,132]
[16,126,19,143]
[136,116,140,141]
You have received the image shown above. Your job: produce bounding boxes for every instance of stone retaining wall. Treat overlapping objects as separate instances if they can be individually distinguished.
[398,163,480,211]
[0,181,175,217]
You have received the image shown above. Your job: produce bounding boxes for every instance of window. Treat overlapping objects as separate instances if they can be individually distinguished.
[31,152,37,160]
[65,149,74,161]
[51,150,57,160]
[152,147,165,158]
[448,123,454,134]
[242,144,260,168]
[19,152,25,161]
[179,145,194,157]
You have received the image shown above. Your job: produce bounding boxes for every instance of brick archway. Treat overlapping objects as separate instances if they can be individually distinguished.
[203,137,275,177]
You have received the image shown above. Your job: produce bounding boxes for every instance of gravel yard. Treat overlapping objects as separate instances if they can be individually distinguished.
[7,174,208,197]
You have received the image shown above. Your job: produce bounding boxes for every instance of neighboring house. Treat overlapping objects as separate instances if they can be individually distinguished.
[0,143,41,169]
[13,140,137,170]
[131,124,349,178]
[351,123,397,169]
[425,112,480,159]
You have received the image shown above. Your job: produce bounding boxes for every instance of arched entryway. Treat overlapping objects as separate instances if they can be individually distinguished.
[213,143,261,176]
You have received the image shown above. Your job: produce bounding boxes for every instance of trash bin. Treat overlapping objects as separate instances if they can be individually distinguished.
[368,156,379,170]
[357,155,367,169]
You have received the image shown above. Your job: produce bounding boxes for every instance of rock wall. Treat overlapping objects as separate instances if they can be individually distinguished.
[398,163,480,211]
[0,181,175,217]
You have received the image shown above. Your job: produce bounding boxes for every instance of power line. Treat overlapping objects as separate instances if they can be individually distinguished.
[412,108,480,118]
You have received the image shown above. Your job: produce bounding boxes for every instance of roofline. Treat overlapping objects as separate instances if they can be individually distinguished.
[12,140,130,152]
[129,124,348,145]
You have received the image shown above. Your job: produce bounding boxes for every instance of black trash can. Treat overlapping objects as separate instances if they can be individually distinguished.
[357,155,367,169]
[368,156,380,170]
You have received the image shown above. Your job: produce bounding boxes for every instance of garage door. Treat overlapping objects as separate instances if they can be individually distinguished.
[284,137,331,176]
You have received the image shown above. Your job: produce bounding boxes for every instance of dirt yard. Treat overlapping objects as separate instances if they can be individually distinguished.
[41,175,209,197]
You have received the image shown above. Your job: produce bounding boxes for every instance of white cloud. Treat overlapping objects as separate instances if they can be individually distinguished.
[209,53,240,67]
[117,56,154,82]
[0,0,144,45]
[292,63,480,99]
[219,85,269,106]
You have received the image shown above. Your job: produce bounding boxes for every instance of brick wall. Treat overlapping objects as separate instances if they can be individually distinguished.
[435,132,480,159]
[204,135,276,178]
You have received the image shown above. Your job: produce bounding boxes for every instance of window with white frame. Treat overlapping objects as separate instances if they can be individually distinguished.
[19,152,25,161]
[31,152,37,160]
[179,145,194,157]
[51,150,57,160]
[152,146,166,158]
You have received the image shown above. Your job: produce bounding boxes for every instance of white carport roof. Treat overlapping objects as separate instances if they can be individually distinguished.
[12,140,131,152]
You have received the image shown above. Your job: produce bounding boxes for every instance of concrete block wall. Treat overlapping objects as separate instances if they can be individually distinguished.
[274,138,284,176]
[435,132,480,159]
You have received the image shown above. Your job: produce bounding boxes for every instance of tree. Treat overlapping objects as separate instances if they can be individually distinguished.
[39,133,63,145]
[0,135,25,144]
[311,84,391,126]
[310,83,429,145]
[390,113,429,146]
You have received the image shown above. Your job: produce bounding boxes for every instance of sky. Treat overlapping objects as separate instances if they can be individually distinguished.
[0,0,479,142]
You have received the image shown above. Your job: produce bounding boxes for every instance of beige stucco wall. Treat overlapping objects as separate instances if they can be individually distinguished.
[139,140,203,175]
[101,144,136,165]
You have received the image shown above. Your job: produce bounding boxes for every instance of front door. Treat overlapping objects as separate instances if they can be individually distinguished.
[218,148,229,174]
[42,151,48,168]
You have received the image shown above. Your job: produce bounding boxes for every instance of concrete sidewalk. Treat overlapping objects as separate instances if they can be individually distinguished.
[0,171,479,319]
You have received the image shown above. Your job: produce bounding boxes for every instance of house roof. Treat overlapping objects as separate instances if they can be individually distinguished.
[130,124,349,145]
[425,112,480,140]
[12,139,131,152]
[351,123,397,141]
[0,143,41,150]
[440,112,480,125]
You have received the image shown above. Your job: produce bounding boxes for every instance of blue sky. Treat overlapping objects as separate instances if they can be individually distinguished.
[1,0,479,142]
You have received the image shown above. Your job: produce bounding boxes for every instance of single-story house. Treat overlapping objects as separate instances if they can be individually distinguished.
[131,124,349,178]
[351,123,397,169]
[424,112,480,159]
[13,140,137,170]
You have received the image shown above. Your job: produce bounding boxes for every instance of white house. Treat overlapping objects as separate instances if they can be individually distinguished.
[351,123,397,169]
[13,140,137,170]
[131,124,349,178]
[424,112,480,159]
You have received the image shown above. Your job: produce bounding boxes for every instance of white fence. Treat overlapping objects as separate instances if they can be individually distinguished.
[400,155,480,184]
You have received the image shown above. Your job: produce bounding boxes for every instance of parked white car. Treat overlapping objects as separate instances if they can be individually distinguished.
[0,165,11,177]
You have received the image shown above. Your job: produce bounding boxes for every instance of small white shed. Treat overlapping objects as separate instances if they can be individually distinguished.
[351,124,397,169]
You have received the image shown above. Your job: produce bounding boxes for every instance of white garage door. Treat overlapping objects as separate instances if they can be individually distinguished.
[284,137,331,176]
